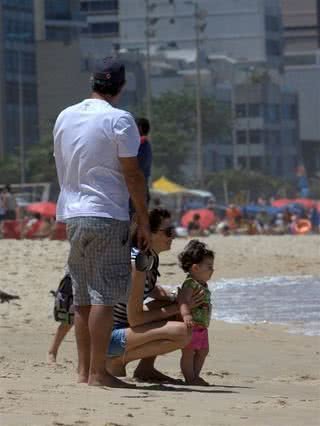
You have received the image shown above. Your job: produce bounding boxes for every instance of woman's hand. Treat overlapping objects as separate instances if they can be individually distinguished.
[190,288,205,308]
[183,314,194,329]
[176,287,204,308]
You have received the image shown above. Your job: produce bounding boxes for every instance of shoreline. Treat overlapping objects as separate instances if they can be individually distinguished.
[1,236,319,425]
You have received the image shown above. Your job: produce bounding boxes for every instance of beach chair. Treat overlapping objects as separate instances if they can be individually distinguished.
[2,220,21,239]
[50,222,67,240]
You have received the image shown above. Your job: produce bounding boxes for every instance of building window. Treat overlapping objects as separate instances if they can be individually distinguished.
[88,22,119,35]
[264,104,280,123]
[276,157,282,174]
[45,0,72,20]
[23,84,37,105]
[237,130,247,144]
[248,103,261,118]
[265,15,280,32]
[249,130,262,144]
[46,27,74,41]
[81,0,118,12]
[290,104,297,120]
[235,104,247,118]
[250,157,262,171]
[224,156,233,169]
[238,157,247,169]
[266,39,282,56]
[267,130,280,145]
[5,83,19,104]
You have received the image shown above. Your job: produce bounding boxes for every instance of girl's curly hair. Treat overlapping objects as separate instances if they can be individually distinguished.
[178,239,215,273]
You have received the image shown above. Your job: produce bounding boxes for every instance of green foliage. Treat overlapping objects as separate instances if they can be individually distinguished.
[26,136,57,184]
[309,177,320,199]
[205,170,295,203]
[134,90,230,182]
[0,153,21,184]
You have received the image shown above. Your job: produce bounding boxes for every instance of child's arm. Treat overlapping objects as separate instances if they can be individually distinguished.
[178,286,194,329]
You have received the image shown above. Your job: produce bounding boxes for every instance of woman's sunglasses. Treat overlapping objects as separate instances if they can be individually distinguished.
[159,226,176,237]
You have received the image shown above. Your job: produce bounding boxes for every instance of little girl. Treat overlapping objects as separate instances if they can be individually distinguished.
[178,239,214,385]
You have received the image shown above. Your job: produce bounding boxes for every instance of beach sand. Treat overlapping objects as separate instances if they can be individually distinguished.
[0,235,319,426]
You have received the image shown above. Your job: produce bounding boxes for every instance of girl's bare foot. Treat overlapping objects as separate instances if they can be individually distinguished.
[47,352,57,363]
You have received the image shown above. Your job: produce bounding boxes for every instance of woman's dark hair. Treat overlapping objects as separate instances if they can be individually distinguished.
[131,208,171,247]
[178,239,215,273]
[91,78,124,97]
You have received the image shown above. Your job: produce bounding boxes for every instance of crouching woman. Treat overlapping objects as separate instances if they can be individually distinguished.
[107,253,204,377]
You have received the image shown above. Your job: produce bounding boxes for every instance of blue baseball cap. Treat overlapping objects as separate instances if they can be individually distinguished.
[93,57,125,86]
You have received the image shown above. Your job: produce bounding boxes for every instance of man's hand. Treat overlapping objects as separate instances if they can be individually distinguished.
[136,223,151,252]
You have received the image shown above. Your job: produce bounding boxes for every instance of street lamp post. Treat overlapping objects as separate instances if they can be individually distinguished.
[17,49,25,184]
[194,3,204,187]
[145,0,153,122]
[7,33,31,184]
[184,1,206,187]
[244,66,255,171]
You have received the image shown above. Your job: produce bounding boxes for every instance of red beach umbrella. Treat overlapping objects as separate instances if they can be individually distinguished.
[181,208,215,230]
[271,198,292,208]
[26,201,56,218]
[294,198,316,209]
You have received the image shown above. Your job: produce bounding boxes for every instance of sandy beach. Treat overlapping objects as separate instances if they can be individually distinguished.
[0,235,319,426]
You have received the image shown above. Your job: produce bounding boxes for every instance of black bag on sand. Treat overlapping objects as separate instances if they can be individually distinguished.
[51,274,74,325]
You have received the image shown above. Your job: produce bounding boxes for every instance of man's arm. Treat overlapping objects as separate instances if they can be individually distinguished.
[119,156,151,250]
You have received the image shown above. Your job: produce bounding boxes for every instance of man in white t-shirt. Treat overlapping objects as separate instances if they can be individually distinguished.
[53,57,150,387]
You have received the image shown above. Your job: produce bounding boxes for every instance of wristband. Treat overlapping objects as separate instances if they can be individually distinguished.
[135,251,155,272]
[168,290,177,303]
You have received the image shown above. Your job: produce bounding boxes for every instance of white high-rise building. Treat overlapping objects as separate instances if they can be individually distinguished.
[119,0,283,67]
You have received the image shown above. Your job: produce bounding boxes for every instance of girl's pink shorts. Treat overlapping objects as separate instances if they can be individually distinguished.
[186,326,209,350]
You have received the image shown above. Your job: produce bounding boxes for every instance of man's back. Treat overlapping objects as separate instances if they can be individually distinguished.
[54,98,139,222]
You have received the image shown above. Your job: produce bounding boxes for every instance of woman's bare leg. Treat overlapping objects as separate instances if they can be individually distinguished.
[47,323,73,363]
[107,321,191,377]
[133,301,181,382]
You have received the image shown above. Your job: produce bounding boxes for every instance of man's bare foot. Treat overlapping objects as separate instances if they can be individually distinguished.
[88,372,136,388]
[47,352,57,363]
[106,357,126,377]
[77,374,88,384]
[133,367,182,384]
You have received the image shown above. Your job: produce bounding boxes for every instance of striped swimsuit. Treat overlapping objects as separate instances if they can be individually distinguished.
[112,248,160,329]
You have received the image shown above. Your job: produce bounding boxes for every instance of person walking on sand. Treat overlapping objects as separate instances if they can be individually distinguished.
[53,57,150,387]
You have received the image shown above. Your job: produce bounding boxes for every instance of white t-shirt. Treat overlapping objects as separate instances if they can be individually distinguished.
[53,98,140,221]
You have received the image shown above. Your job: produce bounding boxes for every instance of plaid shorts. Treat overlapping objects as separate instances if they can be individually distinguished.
[66,217,131,306]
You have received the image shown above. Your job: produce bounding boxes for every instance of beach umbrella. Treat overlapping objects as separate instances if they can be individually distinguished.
[294,198,316,209]
[26,201,56,218]
[181,208,215,230]
[271,198,293,208]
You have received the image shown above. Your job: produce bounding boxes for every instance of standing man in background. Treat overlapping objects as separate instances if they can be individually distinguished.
[2,185,17,220]
[53,57,150,387]
[136,117,152,199]
[129,117,153,218]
